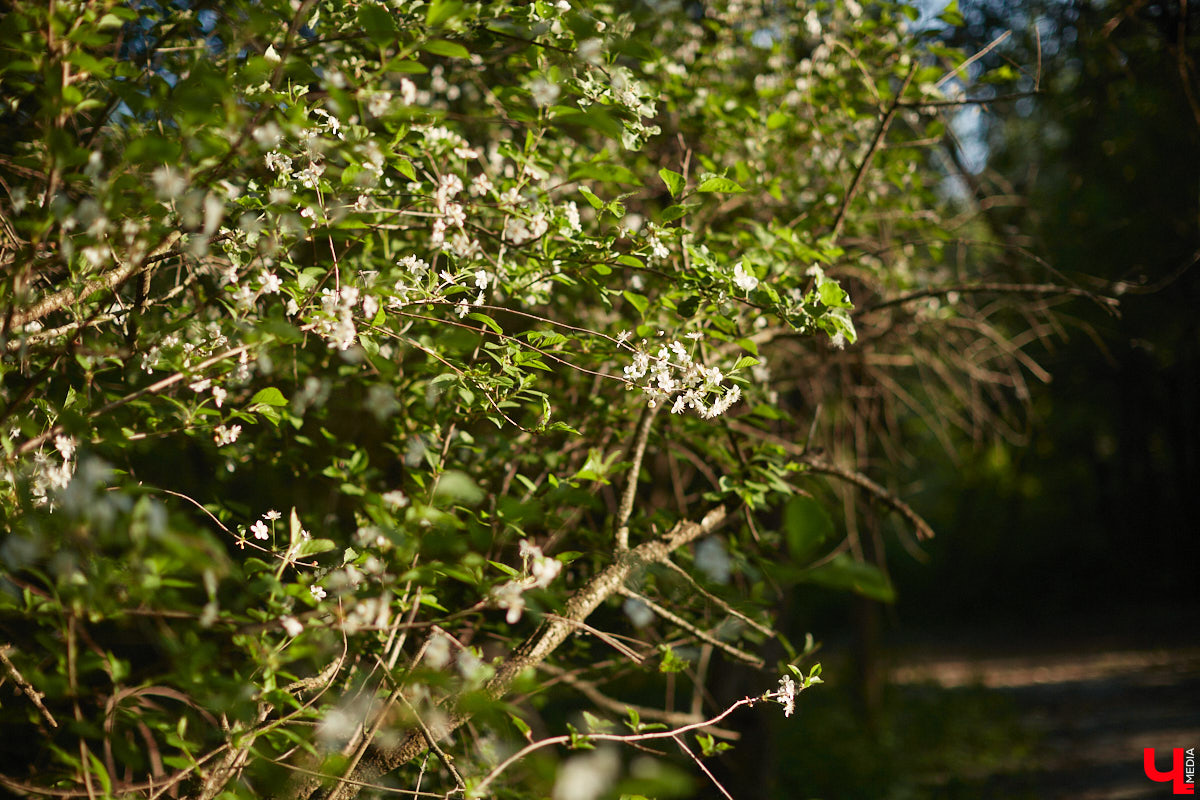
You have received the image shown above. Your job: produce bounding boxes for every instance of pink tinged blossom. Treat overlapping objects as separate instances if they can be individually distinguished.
[213,424,241,446]
[776,674,797,717]
[260,271,283,293]
[54,435,77,461]
[251,520,269,540]
[469,173,493,197]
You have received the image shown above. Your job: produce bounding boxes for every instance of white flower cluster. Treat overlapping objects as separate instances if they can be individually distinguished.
[27,435,78,507]
[490,540,564,624]
[315,285,361,350]
[213,424,241,446]
[622,336,743,418]
[775,673,797,717]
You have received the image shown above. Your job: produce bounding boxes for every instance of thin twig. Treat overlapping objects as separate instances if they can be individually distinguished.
[725,420,936,541]
[616,588,765,669]
[340,507,730,797]
[830,65,916,240]
[933,30,1012,90]
[471,695,766,797]
[657,558,776,638]
[673,734,736,800]
[0,645,58,729]
[615,404,659,551]
[539,664,741,740]
[397,694,465,791]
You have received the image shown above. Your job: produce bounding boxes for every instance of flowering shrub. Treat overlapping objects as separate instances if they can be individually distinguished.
[0,1,1090,798]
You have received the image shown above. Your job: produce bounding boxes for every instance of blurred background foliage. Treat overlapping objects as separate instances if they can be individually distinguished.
[753,0,1200,797]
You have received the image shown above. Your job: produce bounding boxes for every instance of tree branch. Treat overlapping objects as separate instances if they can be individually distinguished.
[321,506,729,800]
[8,231,181,328]
[615,404,659,551]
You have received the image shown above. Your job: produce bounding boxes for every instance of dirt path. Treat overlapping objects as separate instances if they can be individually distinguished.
[890,646,1200,798]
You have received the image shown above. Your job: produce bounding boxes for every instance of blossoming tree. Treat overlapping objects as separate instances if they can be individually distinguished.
[0,0,1101,798]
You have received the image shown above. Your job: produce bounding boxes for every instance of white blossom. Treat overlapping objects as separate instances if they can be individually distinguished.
[733,262,759,292]
[260,271,283,293]
[366,91,392,117]
[213,424,242,446]
[265,151,292,174]
[382,490,408,509]
[54,435,77,461]
[398,77,417,105]
[776,674,797,717]
[492,581,526,624]
[469,173,493,197]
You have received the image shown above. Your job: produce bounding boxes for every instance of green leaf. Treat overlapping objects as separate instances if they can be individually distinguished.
[578,186,603,210]
[658,644,690,673]
[735,337,759,356]
[783,495,833,562]
[358,4,396,46]
[732,355,760,371]
[659,168,685,198]
[295,538,337,558]
[433,470,484,506]
[583,711,615,733]
[468,313,503,334]
[427,0,466,26]
[422,39,471,59]
[818,280,852,308]
[396,159,417,181]
[697,176,745,193]
[766,111,791,130]
[250,387,287,407]
[555,108,625,140]
[509,712,532,738]
[675,295,700,318]
[661,202,700,222]
[289,508,303,545]
[570,161,640,185]
[622,291,649,316]
[803,554,895,602]
[488,560,519,577]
